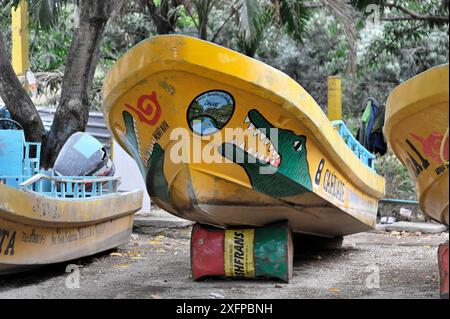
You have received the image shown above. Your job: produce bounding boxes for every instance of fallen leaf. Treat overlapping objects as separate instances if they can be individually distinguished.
[132,257,147,261]
[156,248,166,253]
[328,288,340,293]
[148,240,161,245]
[114,263,130,268]
[110,252,123,257]
[155,235,165,241]
[150,294,161,299]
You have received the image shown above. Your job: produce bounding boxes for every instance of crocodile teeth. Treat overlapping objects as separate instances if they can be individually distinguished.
[253,129,259,136]
[259,133,266,141]
[259,153,265,161]
[247,147,253,154]
[244,116,250,123]
[253,152,258,158]
[239,142,246,150]
[272,157,281,168]
[264,138,270,145]
[248,123,255,130]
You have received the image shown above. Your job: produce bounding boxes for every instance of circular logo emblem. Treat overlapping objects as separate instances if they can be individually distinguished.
[187,90,235,136]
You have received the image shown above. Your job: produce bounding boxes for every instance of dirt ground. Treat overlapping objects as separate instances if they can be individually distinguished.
[0,229,448,299]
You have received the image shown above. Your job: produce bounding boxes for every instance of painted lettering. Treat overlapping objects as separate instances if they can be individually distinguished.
[0,228,16,256]
[322,169,345,203]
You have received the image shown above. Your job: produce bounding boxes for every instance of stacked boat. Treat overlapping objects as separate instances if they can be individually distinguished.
[0,118,142,274]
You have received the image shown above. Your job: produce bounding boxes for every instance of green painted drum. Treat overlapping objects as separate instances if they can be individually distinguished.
[191,221,293,282]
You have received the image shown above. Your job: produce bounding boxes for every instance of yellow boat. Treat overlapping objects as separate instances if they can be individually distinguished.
[0,125,142,274]
[385,64,449,225]
[0,177,142,274]
[103,35,385,237]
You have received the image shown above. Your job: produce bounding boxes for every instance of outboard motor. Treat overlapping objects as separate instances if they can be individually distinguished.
[53,132,114,177]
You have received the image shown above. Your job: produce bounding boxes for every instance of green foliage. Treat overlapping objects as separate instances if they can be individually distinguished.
[29,7,74,71]
[8,0,70,30]
[375,151,416,200]
[278,0,310,42]
[236,3,272,57]
[0,4,12,49]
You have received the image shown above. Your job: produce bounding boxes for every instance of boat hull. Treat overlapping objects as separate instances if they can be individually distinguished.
[103,35,385,237]
[0,184,142,274]
[385,64,449,225]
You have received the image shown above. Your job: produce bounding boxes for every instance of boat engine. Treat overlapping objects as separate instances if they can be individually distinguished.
[53,132,115,177]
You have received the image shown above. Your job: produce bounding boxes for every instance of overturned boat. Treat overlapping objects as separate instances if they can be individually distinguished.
[0,121,142,274]
[102,35,385,237]
[385,64,449,225]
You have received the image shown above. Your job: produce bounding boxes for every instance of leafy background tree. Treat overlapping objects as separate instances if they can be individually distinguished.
[0,0,448,216]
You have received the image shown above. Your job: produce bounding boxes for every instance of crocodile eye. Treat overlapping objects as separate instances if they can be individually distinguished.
[293,140,302,152]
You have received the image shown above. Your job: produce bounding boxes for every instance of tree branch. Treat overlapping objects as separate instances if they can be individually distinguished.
[211,1,243,42]
[385,2,449,23]
[0,33,46,144]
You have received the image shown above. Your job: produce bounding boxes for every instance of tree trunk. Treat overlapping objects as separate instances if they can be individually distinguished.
[146,0,181,34]
[198,2,209,40]
[0,33,46,144]
[194,0,211,40]
[41,0,114,168]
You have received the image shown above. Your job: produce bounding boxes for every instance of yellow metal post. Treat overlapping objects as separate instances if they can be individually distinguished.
[11,0,29,76]
[327,76,342,121]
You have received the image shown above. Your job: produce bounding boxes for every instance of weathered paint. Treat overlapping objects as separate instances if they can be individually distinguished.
[0,183,143,274]
[0,215,133,274]
[102,35,385,237]
[0,183,142,227]
[438,242,449,299]
[190,224,224,280]
[385,64,449,225]
[191,221,293,282]
[254,223,292,281]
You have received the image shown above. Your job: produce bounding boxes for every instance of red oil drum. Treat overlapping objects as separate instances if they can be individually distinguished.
[191,221,293,282]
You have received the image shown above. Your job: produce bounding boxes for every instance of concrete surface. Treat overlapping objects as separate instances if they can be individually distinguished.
[375,222,448,234]
[134,207,194,237]
[0,230,447,299]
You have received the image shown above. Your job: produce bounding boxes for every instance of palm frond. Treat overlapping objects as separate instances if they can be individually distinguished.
[28,0,65,30]
[237,6,271,56]
[276,0,310,42]
[238,0,261,41]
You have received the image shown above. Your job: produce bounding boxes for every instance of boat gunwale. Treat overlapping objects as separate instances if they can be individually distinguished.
[0,183,143,227]
[384,64,449,147]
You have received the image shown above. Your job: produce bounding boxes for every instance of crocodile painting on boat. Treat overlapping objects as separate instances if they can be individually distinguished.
[219,109,312,198]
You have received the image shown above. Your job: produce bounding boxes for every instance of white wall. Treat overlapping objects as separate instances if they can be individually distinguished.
[112,139,151,214]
